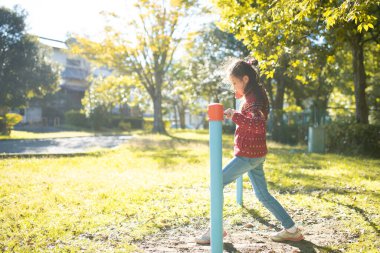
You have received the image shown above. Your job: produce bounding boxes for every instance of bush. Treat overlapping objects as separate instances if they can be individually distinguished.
[143,118,170,132]
[64,110,89,128]
[0,113,23,135]
[118,121,132,131]
[89,108,111,130]
[325,122,380,157]
[128,117,144,129]
[6,113,23,128]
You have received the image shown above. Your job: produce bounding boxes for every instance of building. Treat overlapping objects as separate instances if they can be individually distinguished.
[19,37,114,126]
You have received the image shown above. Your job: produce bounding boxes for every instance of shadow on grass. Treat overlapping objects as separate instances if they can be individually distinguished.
[242,206,282,231]
[283,240,343,253]
[321,196,380,236]
[223,242,241,253]
[268,182,380,237]
[164,132,209,146]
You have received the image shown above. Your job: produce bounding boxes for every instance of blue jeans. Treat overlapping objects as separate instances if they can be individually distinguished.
[222,156,295,229]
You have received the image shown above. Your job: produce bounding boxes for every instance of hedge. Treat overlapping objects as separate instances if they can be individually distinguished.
[325,122,380,158]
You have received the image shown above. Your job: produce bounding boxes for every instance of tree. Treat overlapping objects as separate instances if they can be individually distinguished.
[70,0,199,133]
[216,0,380,124]
[0,7,59,134]
[82,75,144,118]
[185,23,249,103]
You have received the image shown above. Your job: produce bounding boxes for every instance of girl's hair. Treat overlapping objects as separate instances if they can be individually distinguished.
[228,58,269,107]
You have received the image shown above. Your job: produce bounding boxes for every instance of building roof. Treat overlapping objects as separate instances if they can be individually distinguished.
[38,36,68,49]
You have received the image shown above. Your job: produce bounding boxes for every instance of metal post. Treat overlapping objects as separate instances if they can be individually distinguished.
[236,176,243,206]
[235,98,243,206]
[208,103,224,253]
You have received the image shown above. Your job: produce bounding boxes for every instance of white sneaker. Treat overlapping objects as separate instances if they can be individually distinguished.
[195,227,228,245]
[270,227,304,242]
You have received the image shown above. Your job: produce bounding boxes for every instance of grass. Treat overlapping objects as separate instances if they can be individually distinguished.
[0,129,379,252]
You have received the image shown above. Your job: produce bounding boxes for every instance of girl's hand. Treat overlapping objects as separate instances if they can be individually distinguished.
[224,108,235,119]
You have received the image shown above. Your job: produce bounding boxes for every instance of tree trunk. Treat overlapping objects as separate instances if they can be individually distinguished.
[152,92,166,133]
[151,66,166,134]
[266,79,275,107]
[271,76,286,142]
[351,32,369,124]
[179,106,186,129]
[173,104,179,129]
[0,106,9,135]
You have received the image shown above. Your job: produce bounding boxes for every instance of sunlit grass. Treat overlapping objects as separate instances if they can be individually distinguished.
[0,129,379,252]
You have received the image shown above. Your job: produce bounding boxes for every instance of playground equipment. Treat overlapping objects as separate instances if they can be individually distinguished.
[208,103,224,252]
[208,103,244,252]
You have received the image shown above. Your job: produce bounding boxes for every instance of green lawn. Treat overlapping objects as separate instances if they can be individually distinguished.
[0,130,379,252]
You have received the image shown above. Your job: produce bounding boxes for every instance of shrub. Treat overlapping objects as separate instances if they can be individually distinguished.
[325,122,380,157]
[89,107,111,130]
[128,117,144,129]
[64,110,89,128]
[6,113,23,128]
[118,121,132,131]
[1,113,23,135]
[143,118,170,132]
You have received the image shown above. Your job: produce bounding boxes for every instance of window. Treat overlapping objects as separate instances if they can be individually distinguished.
[66,59,81,67]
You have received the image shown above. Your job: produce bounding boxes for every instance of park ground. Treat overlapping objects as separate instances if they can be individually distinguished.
[0,130,379,252]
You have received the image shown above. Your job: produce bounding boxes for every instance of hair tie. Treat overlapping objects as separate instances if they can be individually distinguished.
[246,58,258,67]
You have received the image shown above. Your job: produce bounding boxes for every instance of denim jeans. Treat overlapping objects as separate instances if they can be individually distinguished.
[222,156,295,229]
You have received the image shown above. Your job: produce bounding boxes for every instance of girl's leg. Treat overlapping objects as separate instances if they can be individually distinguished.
[222,156,265,187]
[247,161,295,229]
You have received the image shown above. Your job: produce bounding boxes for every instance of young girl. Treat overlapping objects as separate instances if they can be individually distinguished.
[195,58,304,244]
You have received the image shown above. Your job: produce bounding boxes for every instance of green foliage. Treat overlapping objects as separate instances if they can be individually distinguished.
[143,118,170,132]
[0,7,59,109]
[70,1,201,133]
[64,110,89,128]
[212,0,380,124]
[118,121,132,131]
[82,75,144,118]
[5,113,23,129]
[111,117,144,129]
[89,107,112,131]
[0,113,23,135]
[184,23,249,103]
[325,122,380,157]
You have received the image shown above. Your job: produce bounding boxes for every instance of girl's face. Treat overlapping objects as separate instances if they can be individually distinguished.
[229,74,249,99]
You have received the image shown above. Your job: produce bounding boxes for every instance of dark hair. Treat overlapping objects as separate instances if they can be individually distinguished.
[228,58,269,105]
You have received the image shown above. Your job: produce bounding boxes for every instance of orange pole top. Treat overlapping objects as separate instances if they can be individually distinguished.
[208,103,224,121]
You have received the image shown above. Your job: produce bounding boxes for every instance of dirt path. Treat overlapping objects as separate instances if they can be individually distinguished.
[137,207,353,252]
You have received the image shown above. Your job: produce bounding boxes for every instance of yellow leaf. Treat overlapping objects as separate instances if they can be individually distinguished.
[327,55,335,64]
[358,24,363,33]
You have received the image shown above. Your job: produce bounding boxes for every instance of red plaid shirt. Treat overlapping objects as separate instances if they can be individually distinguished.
[231,91,269,158]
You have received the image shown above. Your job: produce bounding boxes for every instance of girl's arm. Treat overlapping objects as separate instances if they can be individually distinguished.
[231,105,266,133]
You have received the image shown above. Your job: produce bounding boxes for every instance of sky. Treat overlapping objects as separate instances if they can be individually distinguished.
[0,0,216,44]
[0,0,136,42]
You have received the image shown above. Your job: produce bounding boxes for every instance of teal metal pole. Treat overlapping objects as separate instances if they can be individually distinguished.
[208,103,223,253]
[236,176,243,206]
[235,98,243,206]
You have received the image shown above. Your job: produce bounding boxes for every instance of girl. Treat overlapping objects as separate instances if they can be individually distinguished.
[195,58,304,245]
